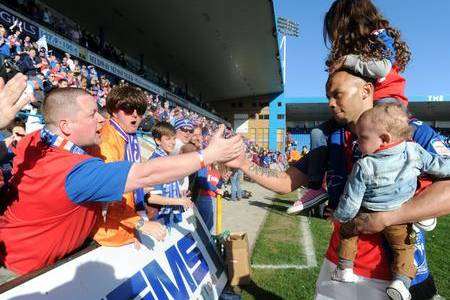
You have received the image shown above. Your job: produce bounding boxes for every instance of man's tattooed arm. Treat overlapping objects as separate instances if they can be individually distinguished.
[240,161,307,194]
[248,163,283,178]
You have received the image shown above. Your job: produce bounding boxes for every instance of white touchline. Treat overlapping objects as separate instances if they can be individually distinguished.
[252,215,317,270]
[251,264,311,269]
[299,216,317,268]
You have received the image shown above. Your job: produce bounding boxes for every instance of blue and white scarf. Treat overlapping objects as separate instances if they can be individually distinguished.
[40,127,86,154]
[108,119,146,216]
[150,146,183,226]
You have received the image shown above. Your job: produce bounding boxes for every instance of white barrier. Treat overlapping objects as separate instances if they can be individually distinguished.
[1,209,227,300]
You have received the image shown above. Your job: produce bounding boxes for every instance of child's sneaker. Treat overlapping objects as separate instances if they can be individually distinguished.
[413,218,437,232]
[386,279,411,300]
[331,267,358,283]
[287,188,328,215]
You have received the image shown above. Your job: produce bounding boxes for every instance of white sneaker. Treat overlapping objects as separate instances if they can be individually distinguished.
[386,279,411,300]
[331,267,358,283]
[414,218,437,232]
[287,188,328,215]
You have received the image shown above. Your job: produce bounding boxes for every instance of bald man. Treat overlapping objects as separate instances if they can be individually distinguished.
[226,69,449,299]
[0,88,243,276]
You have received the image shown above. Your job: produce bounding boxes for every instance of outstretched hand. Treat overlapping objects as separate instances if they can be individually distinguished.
[225,150,247,170]
[0,73,32,129]
[204,124,244,164]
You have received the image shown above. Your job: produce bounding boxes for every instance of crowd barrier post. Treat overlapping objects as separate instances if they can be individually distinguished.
[215,195,223,235]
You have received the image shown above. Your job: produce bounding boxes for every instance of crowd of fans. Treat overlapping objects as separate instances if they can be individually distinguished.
[0,13,226,141]
[1,0,210,107]
[4,0,130,72]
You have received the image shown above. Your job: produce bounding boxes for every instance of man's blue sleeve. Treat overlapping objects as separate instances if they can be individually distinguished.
[65,158,132,204]
[414,143,450,177]
[411,119,450,156]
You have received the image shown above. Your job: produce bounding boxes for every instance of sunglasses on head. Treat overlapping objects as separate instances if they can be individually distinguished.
[119,103,147,116]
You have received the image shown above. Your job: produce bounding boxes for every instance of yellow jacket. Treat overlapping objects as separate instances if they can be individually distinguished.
[90,121,140,246]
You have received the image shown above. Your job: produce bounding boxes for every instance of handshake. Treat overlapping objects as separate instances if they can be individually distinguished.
[201,124,246,169]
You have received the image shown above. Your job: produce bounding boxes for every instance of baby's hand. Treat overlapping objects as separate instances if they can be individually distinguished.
[323,206,335,221]
[180,197,194,209]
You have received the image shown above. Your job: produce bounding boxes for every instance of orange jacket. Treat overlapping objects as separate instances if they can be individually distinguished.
[289,149,301,162]
[90,121,141,246]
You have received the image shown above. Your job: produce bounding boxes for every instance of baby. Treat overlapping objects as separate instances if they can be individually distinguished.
[332,104,450,300]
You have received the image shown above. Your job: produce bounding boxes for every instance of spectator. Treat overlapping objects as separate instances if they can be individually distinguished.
[195,163,226,232]
[0,26,11,58]
[260,149,270,168]
[147,122,194,226]
[90,85,151,247]
[23,36,32,49]
[190,126,203,150]
[0,120,25,183]
[230,169,243,201]
[159,100,170,122]
[17,48,39,76]
[180,142,200,197]
[58,78,68,88]
[171,118,194,155]
[301,146,309,156]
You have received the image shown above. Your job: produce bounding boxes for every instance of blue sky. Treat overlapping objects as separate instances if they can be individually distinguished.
[273,0,450,98]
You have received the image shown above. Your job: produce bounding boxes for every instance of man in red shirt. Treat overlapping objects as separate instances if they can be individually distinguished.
[228,69,450,298]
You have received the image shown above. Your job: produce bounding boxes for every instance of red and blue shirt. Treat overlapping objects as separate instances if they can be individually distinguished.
[0,131,131,274]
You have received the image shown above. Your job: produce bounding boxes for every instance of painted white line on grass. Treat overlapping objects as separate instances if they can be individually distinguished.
[251,214,318,270]
[299,216,317,267]
[252,264,311,269]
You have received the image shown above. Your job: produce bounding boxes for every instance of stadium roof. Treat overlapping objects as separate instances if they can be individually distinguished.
[43,0,284,102]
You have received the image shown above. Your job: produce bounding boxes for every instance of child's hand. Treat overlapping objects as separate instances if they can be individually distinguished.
[143,187,154,194]
[216,189,223,196]
[328,56,347,74]
[323,206,335,221]
[139,221,167,241]
[180,197,194,209]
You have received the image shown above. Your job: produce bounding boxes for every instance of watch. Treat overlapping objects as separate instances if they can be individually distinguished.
[136,218,145,230]
[198,150,206,168]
